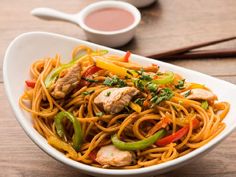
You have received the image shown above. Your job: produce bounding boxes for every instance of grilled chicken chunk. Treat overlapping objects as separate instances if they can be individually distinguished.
[51,63,81,99]
[94,87,139,114]
[182,88,217,101]
[96,145,133,167]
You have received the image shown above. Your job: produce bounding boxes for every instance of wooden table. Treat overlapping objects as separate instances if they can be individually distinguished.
[1,0,236,176]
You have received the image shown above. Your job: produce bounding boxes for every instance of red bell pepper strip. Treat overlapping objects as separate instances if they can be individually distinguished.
[25,80,36,88]
[147,116,171,136]
[156,119,200,146]
[123,51,131,62]
[79,65,101,87]
[89,149,98,162]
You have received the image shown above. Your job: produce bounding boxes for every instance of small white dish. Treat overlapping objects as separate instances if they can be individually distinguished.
[3,32,236,177]
[31,1,141,47]
[117,0,156,8]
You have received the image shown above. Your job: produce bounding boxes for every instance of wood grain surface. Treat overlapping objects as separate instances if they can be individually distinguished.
[1,0,236,177]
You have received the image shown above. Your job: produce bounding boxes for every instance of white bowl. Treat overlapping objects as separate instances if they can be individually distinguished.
[31,1,141,48]
[78,1,141,47]
[3,32,236,177]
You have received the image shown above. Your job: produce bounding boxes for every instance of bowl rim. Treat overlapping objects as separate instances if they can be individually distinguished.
[3,31,236,176]
[78,1,141,35]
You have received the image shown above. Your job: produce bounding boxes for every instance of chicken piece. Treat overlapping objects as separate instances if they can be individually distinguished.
[94,87,139,114]
[96,145,134,167]
[181,88,217,101]
[51,63,81,99]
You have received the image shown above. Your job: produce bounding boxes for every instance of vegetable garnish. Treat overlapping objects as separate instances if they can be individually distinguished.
[84,78,98,83]
[129,102,142,113]
[111,129,166,150]
[45,66,67,88]
[96,58,136,77]
[123,51,131,62]
[80,65,101,86]
[44,59,80,88]
[48,136,78,159]
[133,78,145,91]
[188,83,205,89]
[54,111,82,151]
[137,68,145,75]
[82,90,95,95]
[96,112,104,117]
[151,88,174,105]
[134,98,145,106]
[132,71,174,92]
[147,82,158,92]
[183,90,191,97]
[88,149,98,162]
[103,76,127,87]
[95,50,109,56]
[105,91,111,97]
[152,71,175,85]
[126,70,134,76]
[147,117,171,136]
[124,105,131,112]
[25,80,36,88]
[175,79,186,89]
[139,73,152,81]
[157,126,189,146]
[201,101,209,110]
[156,119,200,146]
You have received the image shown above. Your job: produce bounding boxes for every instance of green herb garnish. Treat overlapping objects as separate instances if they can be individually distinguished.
[172,105,178,112]
[147,82,158,92]
[175,79,185,89]
[133,70,140,75]
[124,105,131,112]
[82,90,95,95]
[156,72,163,76]
[103,76,126,87]
[183,90,191,97]
[140,74,152,81]
[103,78,113,86]
[105,91,111,97]
[151,88,174,105]
[84,78,97,83]
[96,112,104,117]
[126,70,134,76]
[133,79,145,91]
[134,98,145,105]
[137,68,145,75]
[201,101,209,110]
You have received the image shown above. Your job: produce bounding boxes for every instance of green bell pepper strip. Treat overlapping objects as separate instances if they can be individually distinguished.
[111,129,166,151]
[152,71,175,85]
[44,50,108,88]
[201,100,209,110]
[55,111,82,151]
[94,50,109,56]
[45,61,76,88]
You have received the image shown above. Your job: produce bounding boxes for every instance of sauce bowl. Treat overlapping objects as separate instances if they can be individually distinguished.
[31,1,141,47]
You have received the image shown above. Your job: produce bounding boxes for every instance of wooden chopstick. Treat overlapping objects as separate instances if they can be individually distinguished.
[157,48,236,60]
[147,36,236,59]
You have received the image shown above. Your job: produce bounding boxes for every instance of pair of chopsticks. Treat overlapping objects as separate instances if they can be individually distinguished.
[147,36,236,59]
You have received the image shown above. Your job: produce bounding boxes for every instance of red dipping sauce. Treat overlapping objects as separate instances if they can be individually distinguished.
[84,8,135,32]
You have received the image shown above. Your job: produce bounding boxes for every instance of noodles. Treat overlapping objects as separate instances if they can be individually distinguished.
[19,45,230,169]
